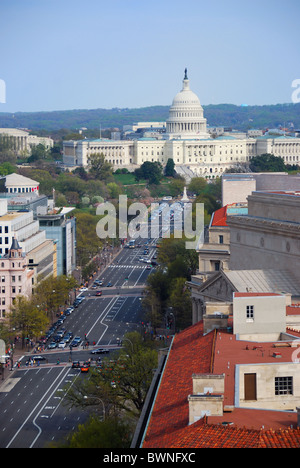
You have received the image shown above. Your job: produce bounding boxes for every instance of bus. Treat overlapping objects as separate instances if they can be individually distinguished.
[129,239,136,248]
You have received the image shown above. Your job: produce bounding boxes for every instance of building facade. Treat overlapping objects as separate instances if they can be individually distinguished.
[0,238,34,320]
[0,199,56,287]
[37,207,76,276]
[63,71,300,178]
[227,191,300,274]
[0,128,53,154]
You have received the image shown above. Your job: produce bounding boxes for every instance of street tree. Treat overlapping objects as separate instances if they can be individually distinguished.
[65,332,158,417]
[9,296,49,348]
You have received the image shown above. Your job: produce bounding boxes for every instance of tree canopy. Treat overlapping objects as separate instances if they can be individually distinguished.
[249,153,286,172]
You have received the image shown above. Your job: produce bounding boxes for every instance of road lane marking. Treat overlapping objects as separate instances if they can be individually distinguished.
[6,366,68,448]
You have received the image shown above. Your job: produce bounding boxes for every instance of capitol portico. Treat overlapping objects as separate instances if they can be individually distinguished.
[63,70,300,179]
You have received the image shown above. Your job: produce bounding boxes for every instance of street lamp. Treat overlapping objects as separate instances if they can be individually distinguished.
[122,337,134,352]
[83,396,105,420]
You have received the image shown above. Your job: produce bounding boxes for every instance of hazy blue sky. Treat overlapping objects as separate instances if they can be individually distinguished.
[0,0,299,112]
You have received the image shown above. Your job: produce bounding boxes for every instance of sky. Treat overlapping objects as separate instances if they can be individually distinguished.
[0,0,299,112]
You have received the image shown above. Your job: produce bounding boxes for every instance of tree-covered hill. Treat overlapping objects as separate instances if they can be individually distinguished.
[0,102,299,133]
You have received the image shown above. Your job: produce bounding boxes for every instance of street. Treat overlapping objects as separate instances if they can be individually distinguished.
[0,231,158,448]
[0,200,185,448]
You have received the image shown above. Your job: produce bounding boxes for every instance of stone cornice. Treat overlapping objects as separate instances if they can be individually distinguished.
[227,215,300,236]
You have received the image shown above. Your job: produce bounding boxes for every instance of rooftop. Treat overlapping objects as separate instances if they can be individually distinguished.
[141,319,300,448]
[210,204,248,228]
[5,173,39,187]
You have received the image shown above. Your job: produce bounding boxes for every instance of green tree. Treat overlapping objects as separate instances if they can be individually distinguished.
[75,212,103,271]
[188,176,207,195]
[9,296,49,348]
[35,275,77,322]
[168,177,185,197]
[107,182,123,199]
[66,332,158,416]
[28,143,50,162]
[54,416,133,448]
[87,153,113,181]
[169,277,192,330]
[165,158,175,177]
[134,161,163,185]
[249,153,286,172]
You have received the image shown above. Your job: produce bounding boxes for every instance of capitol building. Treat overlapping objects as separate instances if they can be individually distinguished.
[63,70,300,179]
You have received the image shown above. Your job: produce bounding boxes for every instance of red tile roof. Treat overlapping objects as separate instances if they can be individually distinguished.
[169,418,300,448]
[142,321,215,448]
[211,205,228,227]
[141,321,300,448]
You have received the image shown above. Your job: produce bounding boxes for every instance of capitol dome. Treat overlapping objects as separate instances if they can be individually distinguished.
[166,69,210,140]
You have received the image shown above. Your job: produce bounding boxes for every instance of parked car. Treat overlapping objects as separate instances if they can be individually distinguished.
[58,341,66,349]
[48,341,57,349]
[70,336,81,347]
[65,307,74,315]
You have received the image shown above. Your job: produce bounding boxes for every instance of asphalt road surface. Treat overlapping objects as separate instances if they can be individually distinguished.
[0,201,186,448]
[0,236,157,448]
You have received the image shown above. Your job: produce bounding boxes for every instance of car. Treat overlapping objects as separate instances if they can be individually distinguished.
[65,307,74,316]
[64,333,73,343]
[58,341,66,349]
[70,336,81,347]
[31,355,46,362]
[72,361,81,369]
[81,362,90,373]
[79,287,88,292]
[95,290,102,296]
[53,335,62,343]
[90,348,109,355]
[107,282,113,287]
[94,280,103,286]
[48,341,58,349]
[146,265,151,270]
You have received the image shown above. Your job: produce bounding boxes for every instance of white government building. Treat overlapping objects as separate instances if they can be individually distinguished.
[0,128,53,153]
[63,70,300,179]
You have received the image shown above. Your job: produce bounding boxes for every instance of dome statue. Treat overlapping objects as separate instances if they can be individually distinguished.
[166,69,210,140]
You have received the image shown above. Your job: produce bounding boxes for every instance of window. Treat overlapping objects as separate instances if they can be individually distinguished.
[275,376,293,395]
[246,305,254,320]
[219,235,224,244]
